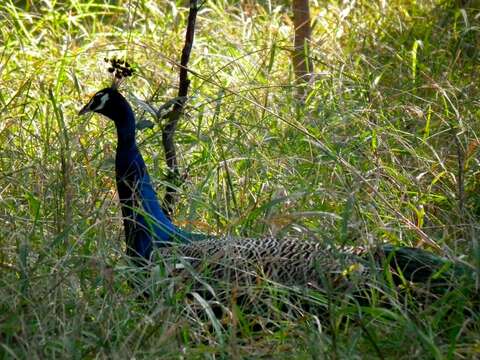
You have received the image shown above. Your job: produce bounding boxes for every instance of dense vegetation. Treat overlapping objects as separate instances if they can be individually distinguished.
[1,0,479,358]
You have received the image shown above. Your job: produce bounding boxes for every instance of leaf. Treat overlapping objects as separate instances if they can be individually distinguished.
[157,96,187,119]
[129,94,187,119]
[129,93,158,117]
[136,119,154,130]
[101,157,115,170]
[191,292,224,342]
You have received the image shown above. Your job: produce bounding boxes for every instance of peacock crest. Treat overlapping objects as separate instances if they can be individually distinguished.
[104,56,135,89]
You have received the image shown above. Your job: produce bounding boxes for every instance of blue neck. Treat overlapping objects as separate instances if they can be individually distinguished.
[115,103,136,149]
[113,100,179,260]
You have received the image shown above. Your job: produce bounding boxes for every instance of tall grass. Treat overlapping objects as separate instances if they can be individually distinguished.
[1,0,479,358]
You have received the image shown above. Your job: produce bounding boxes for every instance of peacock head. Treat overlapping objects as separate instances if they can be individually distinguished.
[78,87,124,118]
[78,57,135,119]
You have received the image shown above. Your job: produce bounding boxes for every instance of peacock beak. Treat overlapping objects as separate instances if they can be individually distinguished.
[78,93,97,115]
[78,100,93,115]
[78,105,90,115]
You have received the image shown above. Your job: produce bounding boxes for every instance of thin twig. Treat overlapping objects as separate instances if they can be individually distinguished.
[162,0,198,218]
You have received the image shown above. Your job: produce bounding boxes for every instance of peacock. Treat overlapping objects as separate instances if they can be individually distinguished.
[78,63,472,295]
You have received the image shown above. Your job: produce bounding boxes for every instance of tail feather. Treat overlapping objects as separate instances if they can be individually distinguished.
[379,245,472,285]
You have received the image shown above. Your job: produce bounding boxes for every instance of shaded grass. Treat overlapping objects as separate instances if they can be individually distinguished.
[1,0,480,358]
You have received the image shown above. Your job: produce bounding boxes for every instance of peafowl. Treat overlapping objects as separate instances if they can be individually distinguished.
[78,80,471,293]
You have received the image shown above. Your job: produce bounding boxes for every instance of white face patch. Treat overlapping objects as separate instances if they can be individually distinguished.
[92,93,110,112]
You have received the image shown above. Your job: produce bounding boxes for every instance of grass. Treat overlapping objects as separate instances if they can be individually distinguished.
[1,0,480,358]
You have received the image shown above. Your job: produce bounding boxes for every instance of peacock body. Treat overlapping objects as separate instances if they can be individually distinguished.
[156,236,369,287]
[79,86,470,291]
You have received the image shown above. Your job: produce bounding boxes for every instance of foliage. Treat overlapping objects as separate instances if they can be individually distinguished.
[0,0,479,358]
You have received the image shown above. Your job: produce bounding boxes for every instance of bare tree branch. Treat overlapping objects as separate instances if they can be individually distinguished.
[162,0,199,218]
[292,0,313,89]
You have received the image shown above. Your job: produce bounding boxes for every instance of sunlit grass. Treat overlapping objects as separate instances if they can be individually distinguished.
[1,0,479,358]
